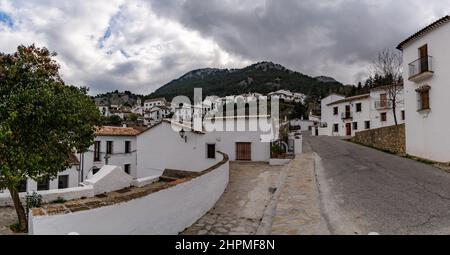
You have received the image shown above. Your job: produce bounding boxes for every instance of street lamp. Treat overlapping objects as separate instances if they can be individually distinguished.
[179,129,187,143]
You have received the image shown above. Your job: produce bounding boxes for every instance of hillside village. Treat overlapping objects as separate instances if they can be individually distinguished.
[2,11,450,237]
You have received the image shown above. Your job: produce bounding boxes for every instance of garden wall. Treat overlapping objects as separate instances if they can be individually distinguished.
[351,124,405,154]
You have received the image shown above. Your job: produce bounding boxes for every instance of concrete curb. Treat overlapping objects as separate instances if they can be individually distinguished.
[256,160,291,235]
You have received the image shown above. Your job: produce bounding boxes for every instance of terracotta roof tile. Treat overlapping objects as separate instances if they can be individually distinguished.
[95,126,144,136]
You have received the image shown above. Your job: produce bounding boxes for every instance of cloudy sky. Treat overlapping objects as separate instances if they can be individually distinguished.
[0,0,448,95]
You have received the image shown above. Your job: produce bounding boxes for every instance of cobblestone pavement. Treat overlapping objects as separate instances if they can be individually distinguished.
[270,154,330,235]
[0,207,17,235]
[182,162,284,235]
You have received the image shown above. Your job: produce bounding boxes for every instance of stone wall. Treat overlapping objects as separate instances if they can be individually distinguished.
[351,124,405,155]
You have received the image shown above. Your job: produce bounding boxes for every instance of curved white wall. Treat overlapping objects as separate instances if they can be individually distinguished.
[29,154,229,235]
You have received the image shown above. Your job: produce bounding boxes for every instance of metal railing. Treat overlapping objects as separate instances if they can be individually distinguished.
[374,100,393,109]
[341,112,352,119]
[409,56,433,78]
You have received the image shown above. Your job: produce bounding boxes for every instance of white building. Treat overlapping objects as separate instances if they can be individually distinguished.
[79,126,142,181]
[97,105,110,117]
[0,154,81,195]
[319,87,405,137]
[268,90,305,103]
[397,15,450,162]
[144,105,172,122]
[144,98,168,111]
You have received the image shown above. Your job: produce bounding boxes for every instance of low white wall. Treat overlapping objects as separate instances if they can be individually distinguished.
[29,153,230,235]
[0,186,95,207]
[0,165,132,207]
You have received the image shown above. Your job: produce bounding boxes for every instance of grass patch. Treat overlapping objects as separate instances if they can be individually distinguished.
[9,222,27,234]
[51,197,67,204]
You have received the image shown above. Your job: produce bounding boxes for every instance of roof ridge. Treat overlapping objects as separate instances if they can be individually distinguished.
[397,15,450,50]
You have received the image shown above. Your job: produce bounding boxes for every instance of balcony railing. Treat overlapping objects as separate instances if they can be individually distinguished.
[374,100,393,110]
[408,56,433,81]
[341,112,352,120]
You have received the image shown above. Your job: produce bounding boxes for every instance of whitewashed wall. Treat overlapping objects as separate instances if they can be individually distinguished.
[80,136,137,180]
[402,21,450,162]
[29,153,229,235]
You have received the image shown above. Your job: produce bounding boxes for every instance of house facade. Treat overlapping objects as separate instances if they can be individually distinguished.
[320,87,405,137]
[397,15,450,162]
[79,126,141,181]
[144,98,168,111]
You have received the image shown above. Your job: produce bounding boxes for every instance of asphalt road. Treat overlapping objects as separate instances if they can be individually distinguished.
[305,135,450,235]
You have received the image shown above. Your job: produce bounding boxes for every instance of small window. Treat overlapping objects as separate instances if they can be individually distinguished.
[353,122,358,130]
[333,124,339,133]
[94,141,101,162]
[37,178,50,191]
[418,90,430,111]
[125,141,131,154]
[58,175,69,189]
[381,112,387,122]
[333,107,338,115]
[207,144,216,159]
[401,110,406,121]
[356,103,362,113]
[17,180,27,193]
[365,121,371,130]
[106,141,113,155]
[124,164,131,175]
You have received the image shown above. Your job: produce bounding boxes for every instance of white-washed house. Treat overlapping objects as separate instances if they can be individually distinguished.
[397,15,450,162]
[144,98,167,111]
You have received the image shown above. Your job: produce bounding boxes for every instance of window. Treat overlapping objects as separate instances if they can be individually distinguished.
[333,107,338,115]
[365,121,371,130]
[207,144,216,159]
[106,141,113,154]
[380,94,387,108]
[401,110,406,121]
[356,103,362,113]
[381,112,387,122]
[37,178,50,191]
[125,141,131,154]
[333,124,339,133]
[58,175,69,189]
[124,164,131,175]
[17,180,27,193]
[353,122,358,130]
[94,141,101,162]
[417,89,430,111]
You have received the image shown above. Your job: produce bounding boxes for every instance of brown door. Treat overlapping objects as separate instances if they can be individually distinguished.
[236,142,251,161]
[419,44,428,72]
[346,123,352,136]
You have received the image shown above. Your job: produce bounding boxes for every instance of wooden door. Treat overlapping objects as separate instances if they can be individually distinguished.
[346,123,352,136]
[419,44,428,72]
[236,142,251,161]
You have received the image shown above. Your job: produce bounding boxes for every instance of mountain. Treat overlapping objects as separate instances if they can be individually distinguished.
[148,62,352,101]
[315,76,338,83]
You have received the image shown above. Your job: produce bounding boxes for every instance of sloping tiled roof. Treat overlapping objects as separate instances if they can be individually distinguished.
[145,98,166,103]
[327,94,370,106]
[95,126,145,136]
[397,15,450,50]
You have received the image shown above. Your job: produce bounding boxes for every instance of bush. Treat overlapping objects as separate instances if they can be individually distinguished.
[25,191,43,214]
[51,197,67,204]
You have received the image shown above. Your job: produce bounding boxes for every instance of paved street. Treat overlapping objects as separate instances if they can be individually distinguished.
[0,207,16,235]
[306,135,450,235]
[182,162,284,235]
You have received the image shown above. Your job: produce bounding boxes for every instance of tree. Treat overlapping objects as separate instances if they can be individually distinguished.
[0,45,101,232]
[370,49,403,125]
[102,115,122,126]
[290,102,308,120]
